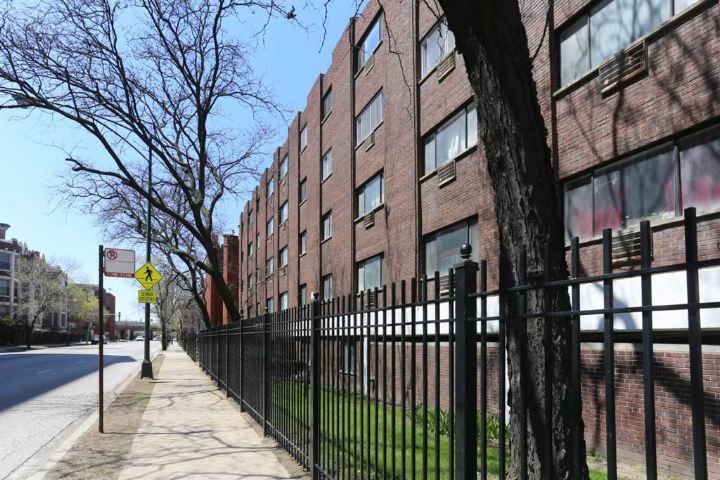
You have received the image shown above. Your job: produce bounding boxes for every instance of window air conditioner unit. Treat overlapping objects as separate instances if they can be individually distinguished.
[439,275,451,297]
[365,131,375,151]
[612,229,646,266]
[364,53,375,74]
[438,159,457,187]
[437,53,456,81]
[363,211,375,229]
[598,40,647,94]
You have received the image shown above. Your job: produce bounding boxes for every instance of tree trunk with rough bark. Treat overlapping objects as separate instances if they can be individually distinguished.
[438,1,589,478]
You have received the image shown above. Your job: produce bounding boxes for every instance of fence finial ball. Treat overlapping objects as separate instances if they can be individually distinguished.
[460,243,472,260]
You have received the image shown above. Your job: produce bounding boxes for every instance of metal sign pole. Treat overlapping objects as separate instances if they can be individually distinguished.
[98,245,105,433]
[141,151,154,379]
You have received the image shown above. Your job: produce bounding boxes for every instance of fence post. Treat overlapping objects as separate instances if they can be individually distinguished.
[263,313,270,436]
[239,319,244,411]
[225,323,230,397]
[310,292,321,480]
[685,207,708,479]
[454,244,479,479]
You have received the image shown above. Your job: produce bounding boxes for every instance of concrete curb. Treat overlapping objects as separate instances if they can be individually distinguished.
[28,348,164,480]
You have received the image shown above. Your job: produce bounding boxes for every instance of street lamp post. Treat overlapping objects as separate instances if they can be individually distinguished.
[141,152,153,379]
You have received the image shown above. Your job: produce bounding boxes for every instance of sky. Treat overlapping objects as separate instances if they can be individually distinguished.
[0,3,361,322]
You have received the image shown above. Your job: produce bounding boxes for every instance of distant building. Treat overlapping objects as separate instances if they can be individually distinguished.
[0,223,70,332]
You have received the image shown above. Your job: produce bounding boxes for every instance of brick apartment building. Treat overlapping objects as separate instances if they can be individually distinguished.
[203,0,720,475]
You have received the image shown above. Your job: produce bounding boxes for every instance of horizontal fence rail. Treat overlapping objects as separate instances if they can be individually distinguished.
[186,208,718,480]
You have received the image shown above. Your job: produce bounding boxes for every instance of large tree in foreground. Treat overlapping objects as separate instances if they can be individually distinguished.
[436,1,588,478]
[0,0,290,324]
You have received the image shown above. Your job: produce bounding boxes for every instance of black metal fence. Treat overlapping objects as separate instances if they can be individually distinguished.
[190,208,719,480]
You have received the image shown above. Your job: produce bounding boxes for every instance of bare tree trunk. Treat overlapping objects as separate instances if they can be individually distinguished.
[438,1,588,478]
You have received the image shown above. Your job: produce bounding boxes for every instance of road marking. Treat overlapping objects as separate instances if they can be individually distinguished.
[36,369,51,374]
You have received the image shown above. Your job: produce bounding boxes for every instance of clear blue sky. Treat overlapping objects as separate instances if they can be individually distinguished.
[0,4,359,322]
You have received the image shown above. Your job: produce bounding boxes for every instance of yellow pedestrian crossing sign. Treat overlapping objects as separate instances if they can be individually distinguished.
[135,262,162,289]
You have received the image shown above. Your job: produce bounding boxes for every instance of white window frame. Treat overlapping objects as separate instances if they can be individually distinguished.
[299,178,307,203]
[280,154,289,179]
[356,254,383,294]
[280,246,288,268]
[322,211,333,241]
[423,102,478,175]
[322,149,333,181]
[356,91,384,146]
[322,274,333,301]
[267,176,274,197]
[299,231,307,255]
[267,217,274,237]
[280,201,289,224]
[280,292,288,311]
[300,126,308,151]
[357,15,382,70]
[266,257,274,277]
[357,172,384,217]
[420,17,456,78]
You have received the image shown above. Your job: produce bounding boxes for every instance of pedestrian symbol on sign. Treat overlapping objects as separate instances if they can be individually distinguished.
[134,262,162,289]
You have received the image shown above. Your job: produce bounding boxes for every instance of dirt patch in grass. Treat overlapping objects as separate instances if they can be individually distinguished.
[45,355,165,480]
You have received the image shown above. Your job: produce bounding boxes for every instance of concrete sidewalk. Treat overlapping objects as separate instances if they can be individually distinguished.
[116,345,306,480]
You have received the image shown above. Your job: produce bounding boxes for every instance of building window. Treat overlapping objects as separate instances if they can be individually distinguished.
[565,125,720,241]
[299,284,307,305]
[280,292,288,311]
[322,274,333,301]
[267,217,274,237]
[420,17,456,77]
[299,178,307,203]
[0,253,10,271]
[356,14,382,70]
[280,201,289,224]
[322,211,333,241]
[267,176,274,197]
[266,298,274,314]
[280,246,288,268]
[341,337,356,374]
[322,149,333,181]
[0,279,9,296]
[559,0,699,87]
[300,126,308,151]
[266,257,274,277]
[322,89,332,118]
[424,220,478,276]
[357,172,384,217]
[424,103,478,174]
[248,209,253,225]
[357,255,383,294]
[299,231,307,255]
[356,91,384,146]
[248,241,253,257]
[248,273,253,287]
[0,304,9,317]
[280,154,289,179]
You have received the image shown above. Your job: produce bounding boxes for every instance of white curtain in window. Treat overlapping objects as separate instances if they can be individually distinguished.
[436,112,466,165]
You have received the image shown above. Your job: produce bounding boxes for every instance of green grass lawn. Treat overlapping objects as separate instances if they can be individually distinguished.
[271,381,615,479]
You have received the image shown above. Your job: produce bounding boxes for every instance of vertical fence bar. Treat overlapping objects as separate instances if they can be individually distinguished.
[410,278,417,480]
[359,290,365,479]
[498,280,506,480]
[570,237,581,476]
[264,313,270,437]
[400,280,407,480]
[685,207,708,480]
[518,249,528,480]
[382,285,388,480]
[543,243,553,480]
[225,324,230,397]
[374,286,380,480]
[421,275,429,480]
[454,245,478,480]
[602,228,617,480]
[640,220,657,480]
[448,269,455,480]
[480,260,488,480]
[433,271,441,480]
[311,295,321,480]
[391,283,397,479]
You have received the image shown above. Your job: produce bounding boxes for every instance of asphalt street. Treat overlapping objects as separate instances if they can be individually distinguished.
[0,341,161,480]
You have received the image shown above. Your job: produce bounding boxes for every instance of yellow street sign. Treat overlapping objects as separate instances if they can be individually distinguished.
[134,262,163,289]
[138,290,157,304]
